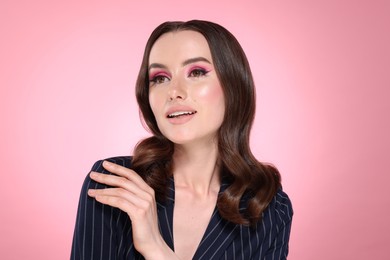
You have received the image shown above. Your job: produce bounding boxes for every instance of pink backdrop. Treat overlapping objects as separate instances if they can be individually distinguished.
[1,0,389,259]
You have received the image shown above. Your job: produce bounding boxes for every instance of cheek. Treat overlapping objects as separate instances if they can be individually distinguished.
[196,83,224,104]
[148,91,161,115]
[194,83,226,122]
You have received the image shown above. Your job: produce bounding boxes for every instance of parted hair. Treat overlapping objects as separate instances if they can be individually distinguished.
[132,20,281,226]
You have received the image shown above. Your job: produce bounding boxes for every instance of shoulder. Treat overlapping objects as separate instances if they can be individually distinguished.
[80,156,133,190]
[72,156,138,259]
[264,188,293,227]
[90,156,133,172]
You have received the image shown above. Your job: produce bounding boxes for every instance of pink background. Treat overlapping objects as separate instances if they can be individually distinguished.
[1,0,389,259]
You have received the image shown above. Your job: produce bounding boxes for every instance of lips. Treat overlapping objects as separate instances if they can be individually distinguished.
[167,111,197,118]
[166,105,197,118]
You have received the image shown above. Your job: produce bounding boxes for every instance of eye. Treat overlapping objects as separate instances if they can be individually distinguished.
[188,68,208,78]
[150,75,170,85]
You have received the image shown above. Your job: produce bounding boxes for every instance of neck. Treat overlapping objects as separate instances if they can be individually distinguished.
[172,141,221,196]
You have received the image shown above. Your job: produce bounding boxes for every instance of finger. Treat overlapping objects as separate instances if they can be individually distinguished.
[88,188,156,219]
[90,191,138,215]
[88,188,144,207]
[90,172,149,197]
[102,161,150,189]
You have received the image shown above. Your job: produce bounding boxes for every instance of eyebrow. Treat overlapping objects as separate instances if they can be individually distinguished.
[148,57,211,70]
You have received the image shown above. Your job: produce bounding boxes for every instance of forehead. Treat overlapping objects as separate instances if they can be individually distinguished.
[149,30,212,64]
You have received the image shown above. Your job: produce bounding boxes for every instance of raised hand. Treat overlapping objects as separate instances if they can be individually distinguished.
[87,160,178,259]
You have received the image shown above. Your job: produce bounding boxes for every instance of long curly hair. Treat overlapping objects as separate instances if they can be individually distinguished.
[132,20,281,226]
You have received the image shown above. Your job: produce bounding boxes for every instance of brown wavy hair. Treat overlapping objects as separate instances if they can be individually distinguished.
[132,20,281,226]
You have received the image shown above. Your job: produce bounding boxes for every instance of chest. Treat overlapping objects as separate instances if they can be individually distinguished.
[172,191,218,259]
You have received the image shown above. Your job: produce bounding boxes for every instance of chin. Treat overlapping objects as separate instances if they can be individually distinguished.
[167,137,194,145]
[169,135,218,147]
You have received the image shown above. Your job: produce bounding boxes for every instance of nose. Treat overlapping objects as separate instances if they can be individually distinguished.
[167,77,187,101]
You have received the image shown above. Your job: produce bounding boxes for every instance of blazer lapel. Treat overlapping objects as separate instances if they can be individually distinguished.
[156,177,175,250]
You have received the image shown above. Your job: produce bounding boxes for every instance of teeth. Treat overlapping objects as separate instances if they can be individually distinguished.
[168,111,196,118]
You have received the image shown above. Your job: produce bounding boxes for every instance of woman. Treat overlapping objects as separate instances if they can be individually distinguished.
[71,20,293,259]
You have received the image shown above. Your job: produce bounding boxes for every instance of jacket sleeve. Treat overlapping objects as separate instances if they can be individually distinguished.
[70,158,137,260]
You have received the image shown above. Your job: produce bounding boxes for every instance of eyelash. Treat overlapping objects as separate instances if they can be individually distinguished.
[188,68,209,78]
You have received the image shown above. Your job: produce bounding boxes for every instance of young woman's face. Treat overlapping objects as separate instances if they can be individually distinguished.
[148,30,225,146]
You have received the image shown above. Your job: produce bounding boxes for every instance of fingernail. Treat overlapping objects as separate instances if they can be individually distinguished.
[90,172,98,178]
[103,161,112,167]
[88,189,95,196]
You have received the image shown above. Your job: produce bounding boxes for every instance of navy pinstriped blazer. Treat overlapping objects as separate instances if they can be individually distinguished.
[71,156,293,259]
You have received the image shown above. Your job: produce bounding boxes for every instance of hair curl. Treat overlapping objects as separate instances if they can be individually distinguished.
[132,20,281,226]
